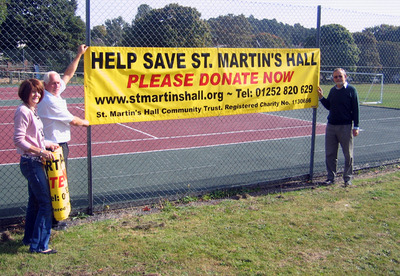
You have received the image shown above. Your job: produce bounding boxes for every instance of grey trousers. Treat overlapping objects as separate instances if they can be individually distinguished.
[325,123,353,182]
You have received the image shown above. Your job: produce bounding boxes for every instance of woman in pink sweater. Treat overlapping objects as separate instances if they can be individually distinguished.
[13,79,59,254]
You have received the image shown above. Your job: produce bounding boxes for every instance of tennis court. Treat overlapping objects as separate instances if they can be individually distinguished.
[1,84,399,219]
[0,85,327,165]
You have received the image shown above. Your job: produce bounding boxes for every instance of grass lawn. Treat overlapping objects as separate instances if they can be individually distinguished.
[320,83,400,109]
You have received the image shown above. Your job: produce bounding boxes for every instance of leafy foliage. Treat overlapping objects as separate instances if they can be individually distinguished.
[320,24,360,71]
[251,32,287,48]
[377,41,400,81]
[208,14,254,47]
[0,0,84,51]
[91,25,107,46]
[122,4,212,47]
[0,0,85,70]
[1,1,400,81]
[0,0,6,27]
[353,32,381,74]
[248,16,315,47]
[365,24,400,42]
[135,4,152,22]
[91,16,128,46]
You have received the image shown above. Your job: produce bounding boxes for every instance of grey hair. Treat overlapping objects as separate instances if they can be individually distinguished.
[333,68,346,76]
[43,71,60,83]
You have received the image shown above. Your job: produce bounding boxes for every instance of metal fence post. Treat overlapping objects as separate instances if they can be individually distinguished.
[86,0,93,216]
[309,5,322,181]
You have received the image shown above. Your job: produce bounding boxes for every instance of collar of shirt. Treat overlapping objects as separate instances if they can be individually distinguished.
[335,82,348,89]
[44,89,59,99]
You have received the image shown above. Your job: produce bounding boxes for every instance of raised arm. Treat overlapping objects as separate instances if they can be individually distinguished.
[62,44,88,85]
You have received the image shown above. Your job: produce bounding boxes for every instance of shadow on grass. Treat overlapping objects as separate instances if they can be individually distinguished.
[0,239,25,255]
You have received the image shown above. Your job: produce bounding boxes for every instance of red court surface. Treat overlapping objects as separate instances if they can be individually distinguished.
[0,86,326,165]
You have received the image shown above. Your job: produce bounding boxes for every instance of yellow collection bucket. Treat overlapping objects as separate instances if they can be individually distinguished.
[44,147,71,221]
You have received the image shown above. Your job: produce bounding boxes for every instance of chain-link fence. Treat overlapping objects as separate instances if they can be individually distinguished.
[1,0,399,223]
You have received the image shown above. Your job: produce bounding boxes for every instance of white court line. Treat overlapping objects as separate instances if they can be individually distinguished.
[1,133,326,166]
[75,105,324,141]
[259,112,319,124]
[71,124,320,147]
[88,133,328,160]
[116,123,158,139]
[5,107,396,155]
[0,106,18,111]
[3,134,400,166]
[365,117,400,121]
[0,121,321,152]
[261,111,400,123]
[313,140,400,154]
[74,106,158,139]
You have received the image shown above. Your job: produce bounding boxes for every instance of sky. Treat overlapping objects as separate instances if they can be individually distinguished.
[246,0,400,31]
[77,0,400,32]
[263,0,400,17]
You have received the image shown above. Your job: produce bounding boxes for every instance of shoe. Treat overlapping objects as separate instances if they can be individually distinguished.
[40,249,58,254]
[324,179,335,185]
[30,249,58,254]
[343,181,352,187]
[52,221,68,231]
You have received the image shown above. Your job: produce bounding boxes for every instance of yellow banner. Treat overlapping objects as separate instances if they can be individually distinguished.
[44,147,71,221]
[84,47,320,125]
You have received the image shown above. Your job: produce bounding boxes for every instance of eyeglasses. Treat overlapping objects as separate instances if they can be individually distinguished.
[333,75,344,79]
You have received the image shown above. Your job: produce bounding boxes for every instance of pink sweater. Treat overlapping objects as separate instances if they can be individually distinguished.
[13,104,47,156]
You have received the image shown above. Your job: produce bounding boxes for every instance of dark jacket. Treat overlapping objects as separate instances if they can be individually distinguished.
[320,83,359,127]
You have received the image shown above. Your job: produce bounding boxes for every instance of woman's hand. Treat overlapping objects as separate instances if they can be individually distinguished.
[48,143,60,151]
[40,149,55,161]
[40,143,59,160]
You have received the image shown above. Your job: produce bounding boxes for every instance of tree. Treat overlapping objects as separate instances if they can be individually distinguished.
[247,16,314,48]
[91,25,107,46]
[365,24,400,42]
[91,17,128,47]
[208,14,253,47]
[353,31,381,74]
[377,41,400,82]
[135,4,152,22]
[104,16,128,46]
[0,0,85,71]
[319,24,360,71]
[0,0,6,27]
[0,0,84,51]
[122,3,212,47]
[251,33,286,48]
[292,23,316,47]
[363,24,400,82]
[0,0,6,64]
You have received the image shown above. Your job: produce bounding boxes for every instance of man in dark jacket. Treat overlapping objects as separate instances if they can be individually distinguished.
[318,68,360,187]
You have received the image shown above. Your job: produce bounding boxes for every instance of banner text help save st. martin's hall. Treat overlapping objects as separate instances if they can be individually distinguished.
[84,47,320,125]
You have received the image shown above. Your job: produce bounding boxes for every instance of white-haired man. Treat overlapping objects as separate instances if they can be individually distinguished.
[37,44,89,230]
[318,68,360,187]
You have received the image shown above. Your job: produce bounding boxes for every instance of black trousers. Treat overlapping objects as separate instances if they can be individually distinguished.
[52,142,69,226]
[58,142,69,172]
